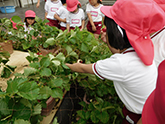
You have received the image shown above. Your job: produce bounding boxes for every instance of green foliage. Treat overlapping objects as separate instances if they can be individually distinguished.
[0,16,124,124]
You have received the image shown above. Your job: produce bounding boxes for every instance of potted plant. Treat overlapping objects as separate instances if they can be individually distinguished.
[0,18,14,54]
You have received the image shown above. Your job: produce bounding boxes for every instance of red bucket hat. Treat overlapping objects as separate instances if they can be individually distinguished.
[154,0,165,12]
[25,10,36,18]
[100,0,165,65]
[66,0,81,12]
[142,59,165,124]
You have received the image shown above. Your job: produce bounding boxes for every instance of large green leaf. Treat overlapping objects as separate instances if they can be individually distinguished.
[38,86,51,99]
[51,88,63,99]
[80,43,89,53]
[50,78,63,88]
[90,110,100,123]
[0,98,11,115]
[24,67,37,76]
[6,79,18,94]
[45,37,55,46]
[32,104,42,115]
[14,119,31,124]
[96,111,109,123]
[40,57,51,67]
[39,67,52,77]
[17,81,40,100]
[55,52,65,62]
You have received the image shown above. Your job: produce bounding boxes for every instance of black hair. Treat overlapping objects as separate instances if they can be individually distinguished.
[24,17,36,27]
[98,0,102,4]
[104,16,131,50]
[61,0,66,4]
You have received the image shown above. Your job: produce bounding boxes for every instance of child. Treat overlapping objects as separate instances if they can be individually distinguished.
[44,0,62,28]
[140,60,165,124]
[86,0,105,39]
[24,10,36,33]
[65,0,165,123]
[54,0,69,31]
[66,0,85,31]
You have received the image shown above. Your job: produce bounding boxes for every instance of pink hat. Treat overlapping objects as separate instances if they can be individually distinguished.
[10,18,17,29]
[100,0,165,65]
[25,10,36,18]
[154,0,165,12]
[66,0,81,12]
[142,59,165,124]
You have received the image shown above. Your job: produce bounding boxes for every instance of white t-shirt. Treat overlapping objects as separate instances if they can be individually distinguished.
[151,27,165,67]
[66,8,85,28]
[86,3,104,22]
[56,5,69,27]
[92,47,157,114]
[24,22,33,33]
[44,0,62,20]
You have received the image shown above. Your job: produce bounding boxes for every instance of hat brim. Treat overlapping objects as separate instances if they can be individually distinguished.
[25,15,35,18]
[142,90,159,124]
[126,31,154,65]
[100,6,113,19]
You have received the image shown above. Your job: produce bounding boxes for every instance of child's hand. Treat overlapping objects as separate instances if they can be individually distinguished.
[101,28,107,43]
[92,25,96,32]
[63,18,66,23]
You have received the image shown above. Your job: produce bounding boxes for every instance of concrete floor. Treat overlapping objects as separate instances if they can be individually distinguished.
[0,0,88,21]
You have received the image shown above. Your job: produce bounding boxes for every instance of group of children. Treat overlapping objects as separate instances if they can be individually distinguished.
[19,0,105,39]
[11,0,165,123]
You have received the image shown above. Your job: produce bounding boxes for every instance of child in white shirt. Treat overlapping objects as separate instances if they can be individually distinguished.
[66,0,85,31]
[86,0,105,39]
[54,0,69,31]
[45,0,62,28]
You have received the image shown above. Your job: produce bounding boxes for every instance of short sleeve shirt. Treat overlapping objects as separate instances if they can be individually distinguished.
[66,8,85,28]
[151,27,165,67]
[86,3,105,22]
[44,0,62,20]
[92,47,157,114]
[56,5,69,27]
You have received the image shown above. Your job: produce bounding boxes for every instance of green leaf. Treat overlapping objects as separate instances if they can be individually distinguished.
[1,67,11,78]
[45,37,55,46]
[18,81,40,100]
[52,60,61,66]
[81,43,89,53]
[14,119,31,124]
[24,67,37,76]
[40,57,51,67]
[20,99,32,109]
[6,65,17,72]
[90,110,99,123]
[51,88,63,99]
[38,86,51,99]
[6,79,18,94]
[69,51,78,59]
[50,78,63,88]
[29,62,40,69]
[77,110,86,119]
[55,52,65,62]
[11,15,22,23]
[39,67,52,77]
[77,119,86,124]
[96,111,109,123]
[32,104,42,115]
[85,111,90,120]
[0,98,11,115]
[65,45,72,55]
[52,117,59,124]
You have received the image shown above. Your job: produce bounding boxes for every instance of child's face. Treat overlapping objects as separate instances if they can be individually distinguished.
[27,17,35,25]
[89,0,98,6]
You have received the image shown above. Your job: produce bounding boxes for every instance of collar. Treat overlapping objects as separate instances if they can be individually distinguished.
[122,47,135,54]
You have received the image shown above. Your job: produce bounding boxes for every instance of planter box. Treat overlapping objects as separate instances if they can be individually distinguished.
[0,40,13,54]
[41,96,57,116]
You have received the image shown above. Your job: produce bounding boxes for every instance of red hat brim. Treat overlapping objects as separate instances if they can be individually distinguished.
[142,90,159,124]
[67,2,81,12]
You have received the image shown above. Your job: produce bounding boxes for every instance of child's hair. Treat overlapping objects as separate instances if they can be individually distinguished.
[24,17,36,27]
[104,16,131,50]
[61,0,66,4]
[97,0,102,4]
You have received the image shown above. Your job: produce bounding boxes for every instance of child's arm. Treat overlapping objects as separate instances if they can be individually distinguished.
[87,13,96,31]
[65,63,94,74]
[80,20,85,31]
[36,0,40,8]
[54,14,66,23]
[45,12,48,19]
[66,23,70,32]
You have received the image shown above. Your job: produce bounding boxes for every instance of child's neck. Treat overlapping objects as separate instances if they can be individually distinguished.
[51,0,57,2]
[63,3,67,6]
[93,3,100,7]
